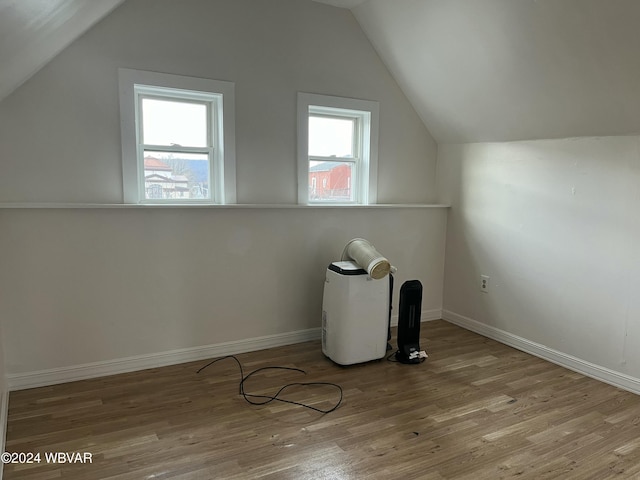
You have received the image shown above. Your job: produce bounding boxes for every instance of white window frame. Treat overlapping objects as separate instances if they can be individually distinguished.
[119,68,236,204]
[297,92,379,205]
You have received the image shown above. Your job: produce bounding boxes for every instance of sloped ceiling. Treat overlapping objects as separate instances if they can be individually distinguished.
[0,0,125,101]
[2,0,640,144]
[352,0,640,143]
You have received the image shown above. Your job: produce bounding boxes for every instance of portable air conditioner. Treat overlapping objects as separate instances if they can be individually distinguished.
[322,261,390,365]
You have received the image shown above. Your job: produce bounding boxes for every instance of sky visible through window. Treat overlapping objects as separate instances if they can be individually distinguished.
[308,116,354,158]
[142,100,355,165]
[142,99,208,160]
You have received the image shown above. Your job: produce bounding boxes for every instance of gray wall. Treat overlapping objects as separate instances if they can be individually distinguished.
[438,136,640,380]
[0,0,443,378]
[0,0,437,204]
[0,207,446,375]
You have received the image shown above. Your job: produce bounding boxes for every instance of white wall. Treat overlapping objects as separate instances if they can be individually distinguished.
[0,0,443,381]
[0,207,446,376]
[438,137,640,382]
[0,0,437,204]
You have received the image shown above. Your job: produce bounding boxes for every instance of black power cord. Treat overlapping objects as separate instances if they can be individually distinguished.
[197,355,343,414]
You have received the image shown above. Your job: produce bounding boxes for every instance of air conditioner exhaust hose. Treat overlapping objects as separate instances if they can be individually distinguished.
[341,238,391,279]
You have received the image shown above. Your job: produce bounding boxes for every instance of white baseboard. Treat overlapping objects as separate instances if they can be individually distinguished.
[7,309,444,392]
[442,310,640,396]
[7,328,321,391]
[390,308,442,327]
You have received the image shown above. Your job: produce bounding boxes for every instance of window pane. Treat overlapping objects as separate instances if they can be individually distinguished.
[143,151,210,200]
[142,98,208,147]
[308,115,354,157]
[308,161,354,202]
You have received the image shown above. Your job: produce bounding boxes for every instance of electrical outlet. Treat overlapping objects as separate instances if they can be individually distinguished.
[480,275,490,293]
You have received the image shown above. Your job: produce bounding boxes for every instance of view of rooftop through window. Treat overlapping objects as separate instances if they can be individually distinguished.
[308,114,357,202]
[140,97,212,200]
[143,152,210,200]
[140,92,362,202]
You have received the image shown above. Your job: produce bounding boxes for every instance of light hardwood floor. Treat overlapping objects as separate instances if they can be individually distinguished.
[4,320,640,479]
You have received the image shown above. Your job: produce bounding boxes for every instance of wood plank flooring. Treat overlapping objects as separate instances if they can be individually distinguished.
[5,320,640,479]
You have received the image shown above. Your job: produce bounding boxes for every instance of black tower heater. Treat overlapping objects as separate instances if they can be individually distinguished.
[396,280,423,364]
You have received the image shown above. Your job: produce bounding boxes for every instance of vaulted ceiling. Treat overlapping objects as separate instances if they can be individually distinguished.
[352,0,640,143]
[2,0,640,143]
[0,0,125,102]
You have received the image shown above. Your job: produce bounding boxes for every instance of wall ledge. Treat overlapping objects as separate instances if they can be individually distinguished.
[0,203,450,210]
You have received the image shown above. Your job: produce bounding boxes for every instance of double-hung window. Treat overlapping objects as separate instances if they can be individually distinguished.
[119,69,236,204]
[297,93,379,205]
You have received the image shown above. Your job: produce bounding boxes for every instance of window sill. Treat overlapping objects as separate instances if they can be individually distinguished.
[0,203,450,210]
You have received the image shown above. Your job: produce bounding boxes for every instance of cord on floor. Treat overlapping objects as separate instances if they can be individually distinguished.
[197,355,343,414]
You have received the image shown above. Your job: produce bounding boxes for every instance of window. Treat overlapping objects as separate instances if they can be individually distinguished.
[119,69,236,204]
[297,93,379,204]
